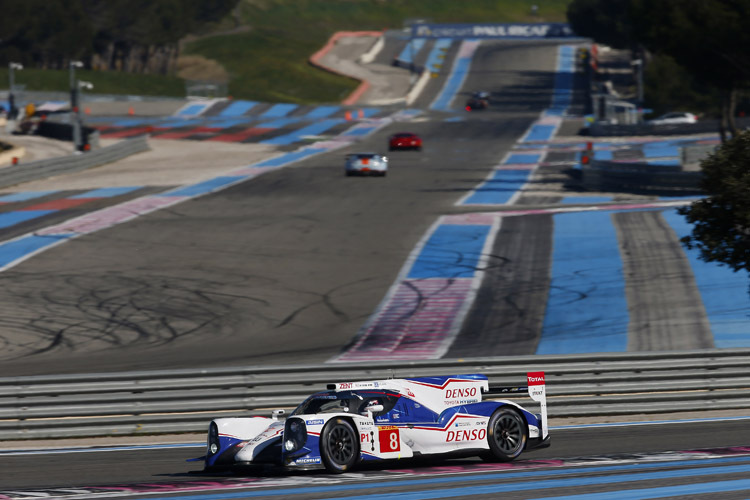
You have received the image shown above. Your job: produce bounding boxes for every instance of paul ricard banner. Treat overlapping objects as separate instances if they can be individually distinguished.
[411,23,575,39]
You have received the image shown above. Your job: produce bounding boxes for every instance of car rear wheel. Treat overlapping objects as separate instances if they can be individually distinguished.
[486,407,526,462]
[320,418,359,473]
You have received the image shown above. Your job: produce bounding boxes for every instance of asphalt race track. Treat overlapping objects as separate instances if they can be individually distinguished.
[3,35,749,498]
[0,41,564,376]
[2,419,749,498]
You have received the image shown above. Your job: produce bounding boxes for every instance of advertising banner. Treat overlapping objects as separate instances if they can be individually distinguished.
[411,23,574,39]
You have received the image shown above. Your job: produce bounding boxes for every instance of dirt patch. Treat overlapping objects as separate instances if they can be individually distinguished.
[176,55,230,83]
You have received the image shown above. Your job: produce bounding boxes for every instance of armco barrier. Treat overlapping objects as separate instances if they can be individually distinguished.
[2,349,750,440]
[580,158,703,194]
[682,143,717,168]
[0,135,150,189]
[587,117,750,137]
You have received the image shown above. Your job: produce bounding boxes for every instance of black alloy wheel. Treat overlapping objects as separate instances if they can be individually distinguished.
[487,407,527,462]
[320,418,359,473]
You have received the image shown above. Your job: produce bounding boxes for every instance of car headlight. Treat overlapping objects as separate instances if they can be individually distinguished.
[283,418,307,454]
[207,422,220,456]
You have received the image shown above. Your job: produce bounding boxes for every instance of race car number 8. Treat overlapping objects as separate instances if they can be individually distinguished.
[379,428,400,452]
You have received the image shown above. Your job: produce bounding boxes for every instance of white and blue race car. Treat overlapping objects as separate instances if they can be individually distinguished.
[199,372,548,473]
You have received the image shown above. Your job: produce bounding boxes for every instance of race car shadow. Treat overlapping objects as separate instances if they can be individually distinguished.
[179,453,551,479]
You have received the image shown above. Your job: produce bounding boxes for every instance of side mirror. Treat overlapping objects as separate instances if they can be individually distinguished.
[363,404,384,417]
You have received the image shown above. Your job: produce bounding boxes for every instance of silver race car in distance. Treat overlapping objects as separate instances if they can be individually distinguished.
[345,152,388,177]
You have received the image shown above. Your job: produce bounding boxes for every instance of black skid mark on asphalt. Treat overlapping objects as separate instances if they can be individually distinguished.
[394,251,507,323]
[476,252,510,271]
[276,277,378,328]
[547,269,604,305]
[0,271,256,358]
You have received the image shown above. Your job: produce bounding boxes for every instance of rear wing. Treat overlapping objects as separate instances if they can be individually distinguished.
[483,372,548,439]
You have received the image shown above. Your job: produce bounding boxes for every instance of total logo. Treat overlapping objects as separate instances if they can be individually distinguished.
[445,387,477,399]
[446,428,486,442]
[527,372,545,385]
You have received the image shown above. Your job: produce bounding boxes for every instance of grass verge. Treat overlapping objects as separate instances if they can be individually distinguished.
[5,0,572,104]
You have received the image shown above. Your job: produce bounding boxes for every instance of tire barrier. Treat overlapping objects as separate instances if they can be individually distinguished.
[2,349,750,440]
[35,120,98,146]
[0,135,150,190]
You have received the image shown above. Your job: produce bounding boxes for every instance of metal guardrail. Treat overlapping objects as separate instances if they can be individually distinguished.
[580,158,703,194]
[586,117,750,137]
[681,143,717,168]
[0,135,150,190]
[2,349,750,440]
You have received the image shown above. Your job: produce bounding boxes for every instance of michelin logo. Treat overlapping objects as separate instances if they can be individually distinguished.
[294,457,322,465]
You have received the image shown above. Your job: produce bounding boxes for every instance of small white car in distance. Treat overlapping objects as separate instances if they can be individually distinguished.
[345,153,388,177]
[648,112,698,125]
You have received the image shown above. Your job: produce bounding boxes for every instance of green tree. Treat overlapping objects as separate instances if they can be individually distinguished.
[629,0,750,139]
[0,0,239,73]
[0,0,92,68]
[643,54,717,117]
[566,0,632,49]
[678,131,750,272]
[567,0,750,140]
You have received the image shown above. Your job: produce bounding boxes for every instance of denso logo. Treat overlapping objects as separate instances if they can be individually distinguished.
[446,429,486,442]
[445,387,477,399]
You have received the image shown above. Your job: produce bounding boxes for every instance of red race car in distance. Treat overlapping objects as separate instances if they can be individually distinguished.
[388,132,422,151]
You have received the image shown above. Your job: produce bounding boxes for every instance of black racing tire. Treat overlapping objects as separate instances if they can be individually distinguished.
[345,171,354,177]
[320,418,359,473]
[486,407,527,462]
[415,146,422,151]
[380,171,387,177]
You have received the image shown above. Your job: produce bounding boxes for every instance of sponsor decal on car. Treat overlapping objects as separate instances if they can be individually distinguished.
[527,371,546,402]
[527,372,545,385]
[445,387,477,398]
[293,457,322,465]
[446,428,486,442]
[446,399,480,406]
[378,426,401,453]
[305,419,324,426]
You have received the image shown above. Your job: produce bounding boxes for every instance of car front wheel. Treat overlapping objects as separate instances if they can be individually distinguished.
[486,407,526,462]
[320,418,359,473]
